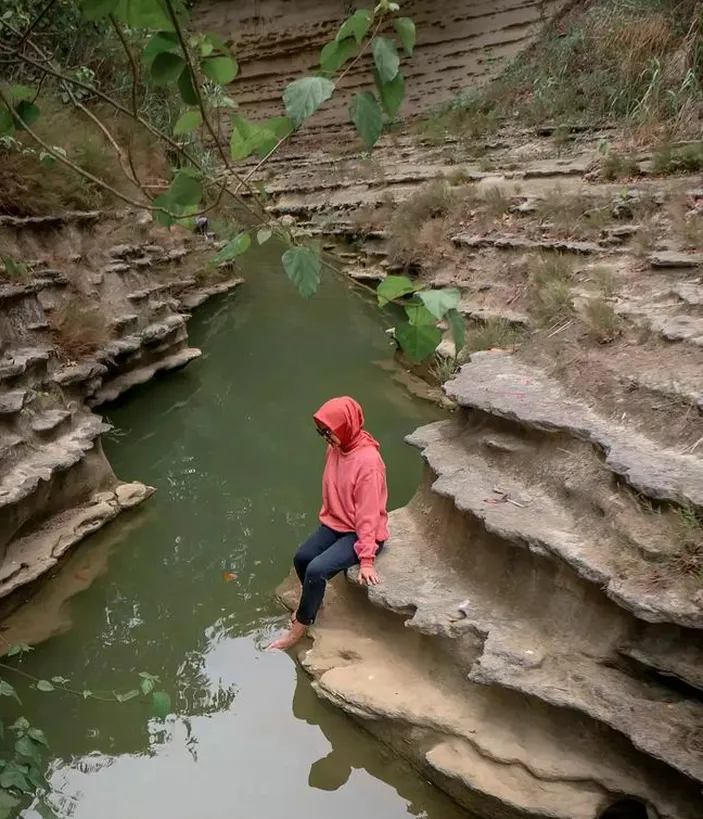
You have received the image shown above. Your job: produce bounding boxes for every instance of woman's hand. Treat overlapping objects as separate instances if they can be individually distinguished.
[358,564,379,585]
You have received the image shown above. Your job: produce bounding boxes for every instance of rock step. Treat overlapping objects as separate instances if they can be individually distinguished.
[0,390,26,416]
[471,632,703,785]
[88,347,201,407]
[425,740,603,819]
[452,233,609,256]
[407,419,702,628]
[444,350,703,509]
[0,414,108,510]
[0,349,50,384]
[29,409,72,436]
[0,481,153,599]
[0,211,100,229]
[342,507,703,812]
[179,277,243,310]
[619,625,703,694]
[286,510,697,819]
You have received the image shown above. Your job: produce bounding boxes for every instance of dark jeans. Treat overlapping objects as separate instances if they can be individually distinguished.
[294,525,384,626]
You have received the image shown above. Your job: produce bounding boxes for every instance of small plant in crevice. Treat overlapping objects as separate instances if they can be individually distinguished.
[386,180,452,267]
[49,301,111,359]
[652,141,703,175]
[583,297,623,344]
[601,150,640,181]
[528,253,574,326]
[458,318,526,361]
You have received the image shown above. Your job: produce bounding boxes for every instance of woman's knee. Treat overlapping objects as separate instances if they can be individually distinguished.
[304,557,326,584]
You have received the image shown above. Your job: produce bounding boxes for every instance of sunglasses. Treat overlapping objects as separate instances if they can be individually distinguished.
[316,425,334,442]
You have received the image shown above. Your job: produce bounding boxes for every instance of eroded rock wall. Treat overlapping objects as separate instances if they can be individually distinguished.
[195,0,566,132]
[0,211,241,603]
[279,352,703,819]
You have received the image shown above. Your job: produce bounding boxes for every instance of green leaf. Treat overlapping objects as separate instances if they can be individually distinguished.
[26,764,46,791]
[371,37,400,84]
[81,0,118,21]
[210,232,251,265]
[230,116,292,161]
[201,55,238,84]
[15,736,41,763]
[375,69,405,118]
[393,17,416,55]
[143,31,180,63]
[395,320,442,362]
[349,91,382,147]
[377,275,417,306]
[173,109,202,135]
[283,77,335,127]
[256,228,272,245]
[418,287,461,319]
[177,68,198,106]
[229,115,267,160]
[10,86,35,101]
[446,308,466,354]
[27,728,48,747]
[7,645,21,657]
[10,718,29,736]
[405,302,439,326]
[337,9,371,44]
[319,38,358,75]
[15,101,40,130]
[0,767,30,793]
[282,246,321,299]
[0,680,19,702]
[168,169,202,207]
[82,690,93,699]
[35,680,55,692]
[50,676,68,685]
[152,691,172,719]
[151,51,185,85]
[0,108,15,137]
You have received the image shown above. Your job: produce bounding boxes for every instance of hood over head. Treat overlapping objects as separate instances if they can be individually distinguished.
[313,396,379,453]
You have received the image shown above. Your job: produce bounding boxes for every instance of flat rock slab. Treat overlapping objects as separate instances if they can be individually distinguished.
[452,233,603,255]
[444,350,703,509]
[407,420,703,628]
[0,391,26,415]
[471,637,703,785]
[649,251,703,269]
[30,409,71,434]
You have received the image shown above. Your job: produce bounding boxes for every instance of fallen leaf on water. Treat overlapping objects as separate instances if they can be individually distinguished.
[223,572,238,582]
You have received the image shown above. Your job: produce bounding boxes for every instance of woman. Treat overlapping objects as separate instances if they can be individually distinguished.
[267,396,389,651]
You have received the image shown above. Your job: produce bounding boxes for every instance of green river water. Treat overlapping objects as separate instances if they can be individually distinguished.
[4,249,469,819]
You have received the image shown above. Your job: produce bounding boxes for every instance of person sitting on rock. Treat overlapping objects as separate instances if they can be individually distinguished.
[267,396,389,651]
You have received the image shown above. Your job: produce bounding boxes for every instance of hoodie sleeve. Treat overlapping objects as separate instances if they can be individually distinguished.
[352,467,385,567]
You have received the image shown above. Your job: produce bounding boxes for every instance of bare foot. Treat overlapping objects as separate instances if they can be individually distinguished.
[266,620,307,651]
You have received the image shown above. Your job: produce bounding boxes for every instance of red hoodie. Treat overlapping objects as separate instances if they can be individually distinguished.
[313,397,389,567]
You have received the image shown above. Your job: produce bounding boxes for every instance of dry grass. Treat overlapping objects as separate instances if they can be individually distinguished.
[50,299,112,359]
[0,100,167,217]
[584,297,623,344]
[601,151,640,181]
[459,318,526,361]
[534,189,613,239]
[386,181,452,267]
[591,266,617,298]
[423,0,703,140]
[652,141,703,175]
[529,254,574,325]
